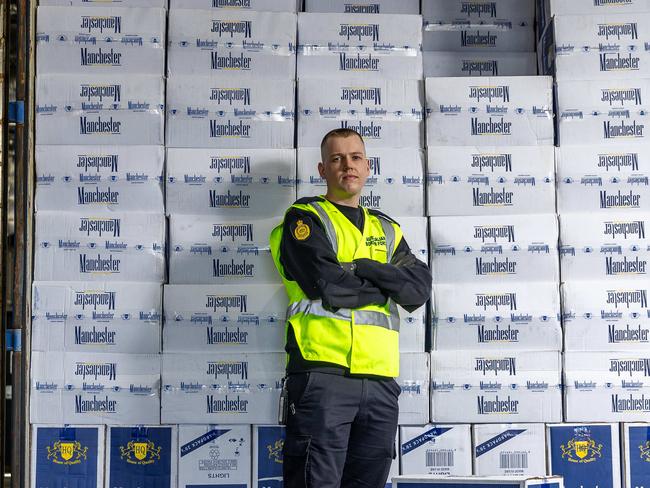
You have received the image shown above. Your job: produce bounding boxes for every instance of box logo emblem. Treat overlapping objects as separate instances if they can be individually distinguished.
[639,441,650,462]
[47,441,88,465]
[120,440,160,465]
[561,429,603,463]
[267,439,284,464]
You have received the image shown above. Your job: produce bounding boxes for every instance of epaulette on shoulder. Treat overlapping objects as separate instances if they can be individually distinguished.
[293,196,325,205]
[368,208,400,226]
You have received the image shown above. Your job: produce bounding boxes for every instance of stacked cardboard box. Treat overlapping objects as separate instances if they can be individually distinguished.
[31,6,166,435]
[427,76,560,436]
[161,3,296,441]
[539,4,650,427]
[421,0,537,78]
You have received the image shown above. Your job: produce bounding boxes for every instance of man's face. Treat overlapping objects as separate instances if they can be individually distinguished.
[318,135,370,199]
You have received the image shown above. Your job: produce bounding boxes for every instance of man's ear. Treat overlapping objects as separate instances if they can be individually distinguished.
[318,161,326,178]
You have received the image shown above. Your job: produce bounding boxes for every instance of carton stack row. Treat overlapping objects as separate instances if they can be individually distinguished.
[426,74,562,433]
[33,422,650,488]
[421,0,537,78]
[540,0,650,427]
[160,0,298,438]
[31,1,167,434]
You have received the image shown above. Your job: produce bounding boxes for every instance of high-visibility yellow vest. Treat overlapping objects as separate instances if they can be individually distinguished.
[269,197,403,377]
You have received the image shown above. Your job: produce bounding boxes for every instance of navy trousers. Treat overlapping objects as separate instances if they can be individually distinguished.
[283,371,400,488]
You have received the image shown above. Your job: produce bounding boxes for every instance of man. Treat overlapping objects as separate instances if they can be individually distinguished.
[269,128,431,488]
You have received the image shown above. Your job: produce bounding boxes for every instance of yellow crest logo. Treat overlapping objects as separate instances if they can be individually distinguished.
[120,440,161,465]
[47,441,88,465]
[267,439,284,464]
[561,433,603,464]
[639,441,650,462]
[293,220,311,241]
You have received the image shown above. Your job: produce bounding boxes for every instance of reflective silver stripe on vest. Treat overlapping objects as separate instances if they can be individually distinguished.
[288,298,351,321]
[309,202,338,255]
[288,299,400,332]
[377,217,396,262]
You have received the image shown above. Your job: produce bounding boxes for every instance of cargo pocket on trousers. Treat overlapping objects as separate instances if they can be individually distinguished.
[283,434,313,487]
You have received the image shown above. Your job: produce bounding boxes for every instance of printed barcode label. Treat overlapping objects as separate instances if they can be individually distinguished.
[500,452,528,470]
[426,449,454,467]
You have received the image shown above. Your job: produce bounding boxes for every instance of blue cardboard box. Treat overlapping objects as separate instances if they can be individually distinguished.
[623,423,650,488]
[31,425,104,488]
[106,426,177,488]
[253,426,285,488]
[547,423,620,488]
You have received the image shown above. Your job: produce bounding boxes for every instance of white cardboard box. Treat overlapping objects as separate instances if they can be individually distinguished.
[423,52,537,78]
[559,213,650,282]
[163,284,286,353]
[171,0,297,10]
[299,78,422,115]
[36,7,165,75]
[298,51,423,81]
[472,424,546,477]
[622,423,650,488]
[31,281,162,353]
[298,77,423,148]
[545,15,650,81]
[556,145,650,214]
[547,423,621,488]
[35,145,164,213]
[425,77,553,147]
[564,351,650,422]
[305,0,419,14]
[399,424,472,476]
[297,147,424,217]
[552,12,650,49]
[169,215,281,284]
[30,352,161,425]
[556,79,650,114]
[557,79,650,145]
[431,350,562,423]
[106,426,177,488]
[422,26,534,53]
[179,425,251,488]
[298,12,422,48]
[167,10,296,77]
[31,425,105,488]
[398,353,430,425]
[422,0,535,24]
[432,282,562,351]
[161,352,284,424]
[430,214,559,284]
[561,281,650,352]
[36,74,164,145]
[426,146,556,217]
[34,211,166,283]
[393,476,564,487]
[166,148,296,216]
[556,144,650,175]
[253,425,285,488]
[166,77,295,149]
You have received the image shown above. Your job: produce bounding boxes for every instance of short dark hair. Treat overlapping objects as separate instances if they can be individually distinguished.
[320,128,365,160]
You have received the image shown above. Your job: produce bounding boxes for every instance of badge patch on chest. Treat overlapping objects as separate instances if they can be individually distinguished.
[366,236,386,247]
[293,219,311,241]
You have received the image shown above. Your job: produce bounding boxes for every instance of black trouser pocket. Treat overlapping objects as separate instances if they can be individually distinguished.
[286,373,314,409]
[283,434,312,488]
